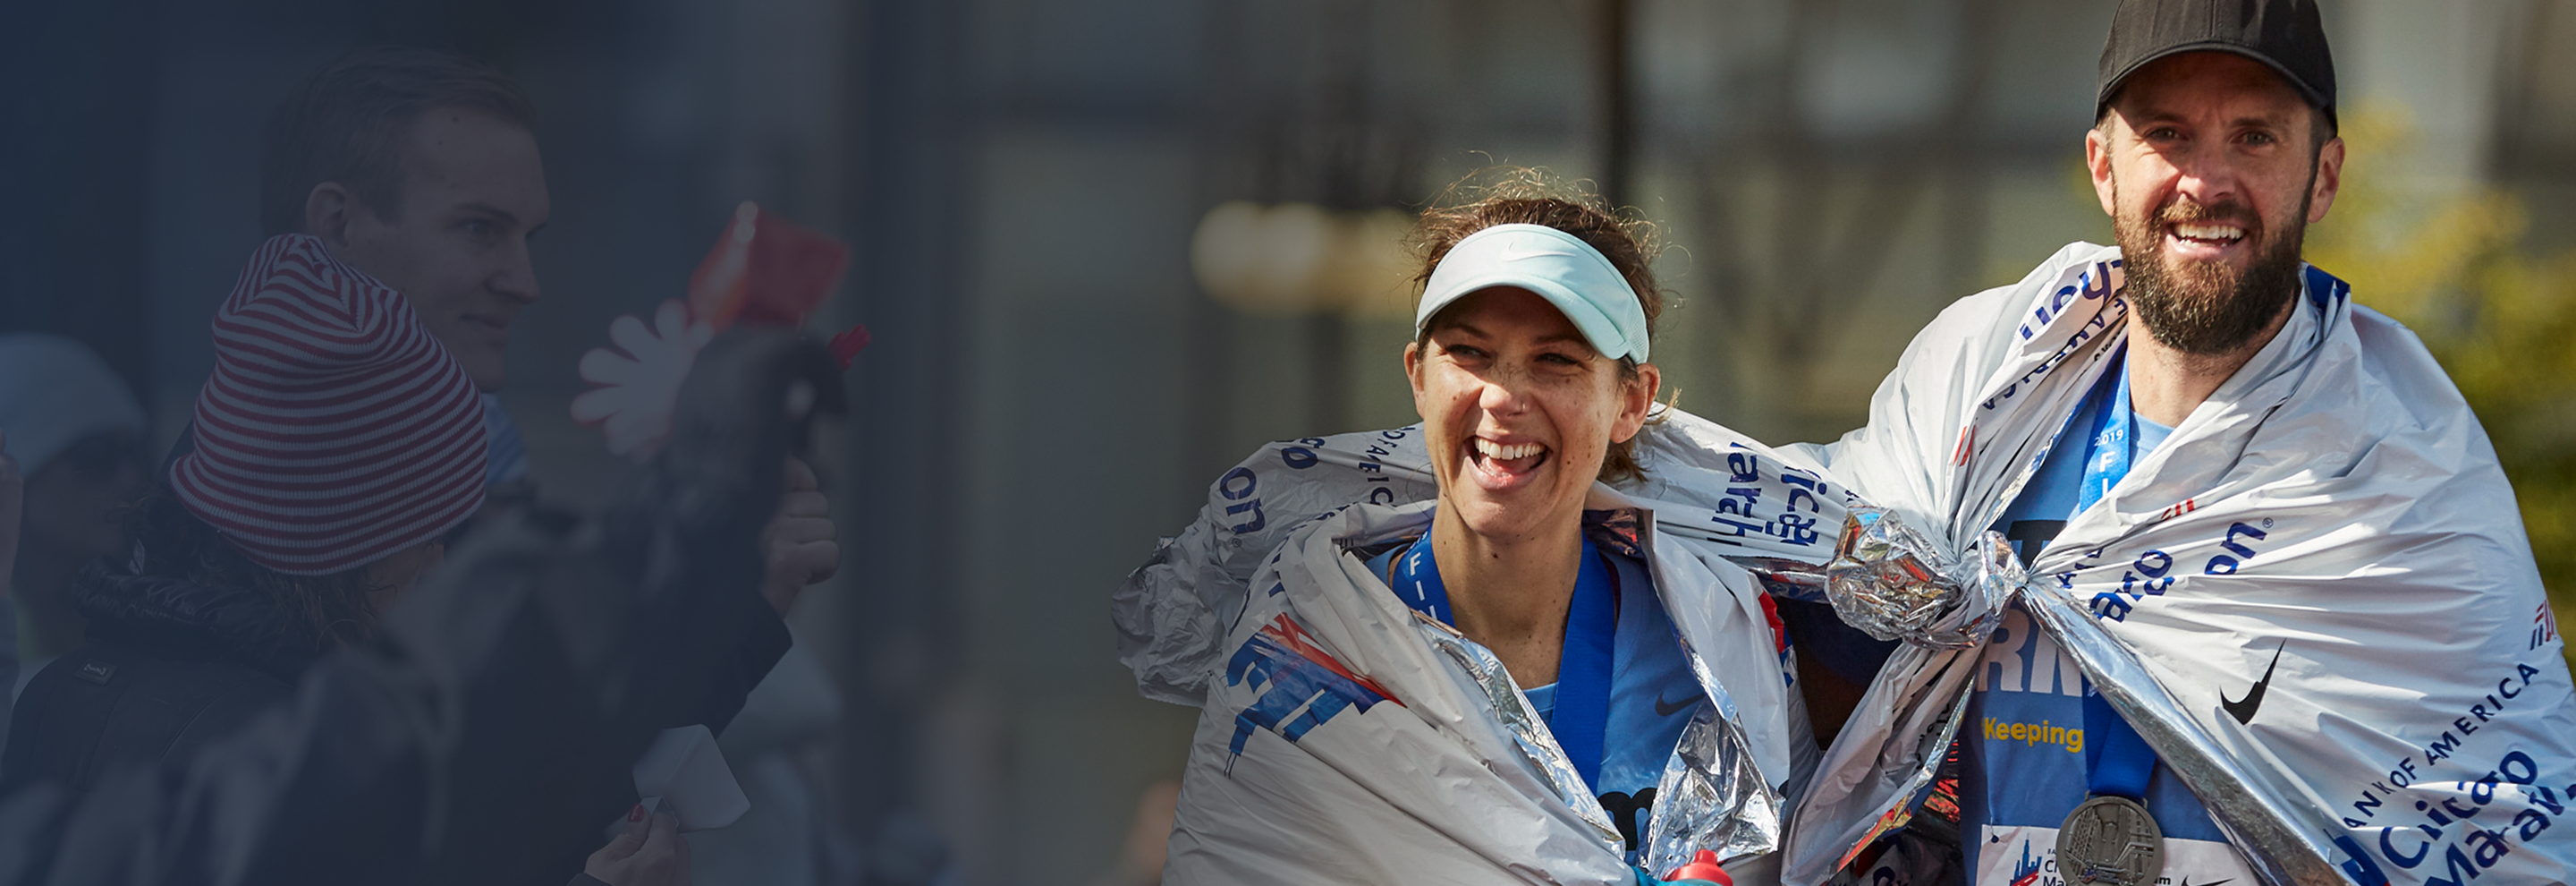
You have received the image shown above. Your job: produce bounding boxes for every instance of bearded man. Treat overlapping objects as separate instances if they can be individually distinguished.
[1778,2,2576,885]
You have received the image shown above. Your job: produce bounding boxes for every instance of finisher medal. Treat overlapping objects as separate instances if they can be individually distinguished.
[2055,795,2164,886]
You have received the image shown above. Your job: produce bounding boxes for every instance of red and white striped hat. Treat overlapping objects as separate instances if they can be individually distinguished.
[171,234,487,575]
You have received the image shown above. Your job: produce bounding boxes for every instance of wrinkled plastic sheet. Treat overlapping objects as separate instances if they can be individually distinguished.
[1412,578,1790,873]
[1640,680,1784,873]
[2019,581,2348,886]
[1822,507,2010,650]
[1415,615,1629,849]
[1819,507,2343,886]
[1781,244,2576,886]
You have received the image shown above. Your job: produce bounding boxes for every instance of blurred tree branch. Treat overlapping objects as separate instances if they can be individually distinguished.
[2303,106,2576,666]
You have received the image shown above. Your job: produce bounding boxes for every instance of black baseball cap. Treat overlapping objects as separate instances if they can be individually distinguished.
[2097,0,2336,127]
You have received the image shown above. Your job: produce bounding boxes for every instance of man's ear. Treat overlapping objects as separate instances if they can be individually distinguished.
[2086,123,2119,218]
[302,182,356,246]
[2307,135,2345,224]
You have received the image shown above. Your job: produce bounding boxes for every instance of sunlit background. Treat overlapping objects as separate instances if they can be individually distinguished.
[4,1,2572,883]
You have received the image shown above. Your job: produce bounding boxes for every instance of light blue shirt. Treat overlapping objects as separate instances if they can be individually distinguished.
[1961,369,2211,877]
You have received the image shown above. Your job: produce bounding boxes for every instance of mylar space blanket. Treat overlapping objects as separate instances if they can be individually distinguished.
[1782,242,2576,886]
[1116,413,1847,883]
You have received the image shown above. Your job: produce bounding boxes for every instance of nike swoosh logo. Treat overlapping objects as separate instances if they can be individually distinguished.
[2181,877,2234,886]
[1653,693,1698,717]
[2220,640,2287,725]
[1495,243,1580,262]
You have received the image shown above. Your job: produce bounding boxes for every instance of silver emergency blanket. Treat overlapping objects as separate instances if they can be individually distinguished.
[1117,413,1842,884]
[1780,242,2576,886]
[1822,507,2012,650]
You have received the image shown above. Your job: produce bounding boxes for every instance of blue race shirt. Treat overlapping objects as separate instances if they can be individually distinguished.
[1960,359,2244,885]
[1364,531,1701,863]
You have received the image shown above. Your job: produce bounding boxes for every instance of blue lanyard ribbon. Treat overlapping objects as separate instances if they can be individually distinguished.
[1392,534,1620,791]
[2076,345,2135,515]
[2083,691,2157,800]
[2075,345,2157,800]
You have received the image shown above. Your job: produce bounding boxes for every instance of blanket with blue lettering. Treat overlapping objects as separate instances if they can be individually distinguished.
[1780,242,2576,886]
[1120,415,1838,884]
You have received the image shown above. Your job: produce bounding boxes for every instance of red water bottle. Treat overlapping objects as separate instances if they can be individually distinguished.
[1664,849,1734,885]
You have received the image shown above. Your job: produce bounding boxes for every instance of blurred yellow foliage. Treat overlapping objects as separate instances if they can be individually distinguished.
[2302,106,2576,663]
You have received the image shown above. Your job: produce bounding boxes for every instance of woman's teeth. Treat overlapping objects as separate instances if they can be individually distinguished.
[2172,223,2244,242]
[1474,439,1544,461]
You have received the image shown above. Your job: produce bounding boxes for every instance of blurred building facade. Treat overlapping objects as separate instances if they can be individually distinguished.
[3,1,2570,883]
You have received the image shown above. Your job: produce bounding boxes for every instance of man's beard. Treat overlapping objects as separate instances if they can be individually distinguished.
[2113,184,2310,356]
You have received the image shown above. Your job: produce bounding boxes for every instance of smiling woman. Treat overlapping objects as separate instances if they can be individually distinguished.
[1396,184,1667,690]
[1407,173,1670,485]
[1140,170,1812,886]
[1371,179,1732,863]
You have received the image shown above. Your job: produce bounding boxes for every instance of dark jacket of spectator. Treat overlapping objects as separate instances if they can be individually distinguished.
[0,560,316,798]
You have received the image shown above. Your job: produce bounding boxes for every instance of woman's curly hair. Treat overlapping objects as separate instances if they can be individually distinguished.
[1406,166,1672,485]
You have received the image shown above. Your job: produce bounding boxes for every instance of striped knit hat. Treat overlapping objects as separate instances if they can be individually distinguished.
[171,234,487,575]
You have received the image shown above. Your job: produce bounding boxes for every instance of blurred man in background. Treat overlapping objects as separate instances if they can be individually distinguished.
[260,47,838,612]
[253,47,847,884]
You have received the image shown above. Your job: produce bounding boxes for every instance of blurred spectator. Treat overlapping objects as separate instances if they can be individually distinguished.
[259,47,543,395]
[258,38,825,678]
[260,46,834,606]
[258,47,555,519]
[250,45,833,881]
[1,234,488,798]
[0,331,834,884]
[0,236,710,886]
[0,334,148,700]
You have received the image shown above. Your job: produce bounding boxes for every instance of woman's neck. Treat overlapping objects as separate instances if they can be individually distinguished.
[1428,509,1582,687]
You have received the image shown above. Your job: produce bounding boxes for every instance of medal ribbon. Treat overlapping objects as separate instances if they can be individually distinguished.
[1392,533,1619,791]
[2083,692,2158,800]
[2074,345,2159,802]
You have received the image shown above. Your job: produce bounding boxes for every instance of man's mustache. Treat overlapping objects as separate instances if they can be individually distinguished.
[2156,199,2263,234]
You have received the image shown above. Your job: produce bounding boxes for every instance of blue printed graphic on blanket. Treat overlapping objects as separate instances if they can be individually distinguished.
[1224,614,1402,761]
